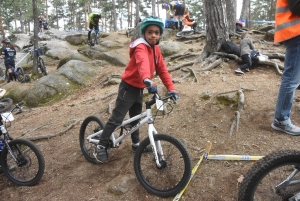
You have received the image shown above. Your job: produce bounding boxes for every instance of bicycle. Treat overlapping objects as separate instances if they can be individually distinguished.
[79,93,192,197]
[25,44,48,76]
[238,149,300,201]
[0,102,45,186]
[88,29,101,48]
[176,25,201,37]
[4,65,25,83]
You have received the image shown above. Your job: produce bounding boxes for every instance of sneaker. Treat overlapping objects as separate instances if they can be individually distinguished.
[93,145,108,163]
[235,68,244,74]
[271,120,300,135]
[245,68,250,72]
[132,145,152,153]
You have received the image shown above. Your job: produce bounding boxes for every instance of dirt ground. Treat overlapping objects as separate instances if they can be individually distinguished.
[0,30,299,201]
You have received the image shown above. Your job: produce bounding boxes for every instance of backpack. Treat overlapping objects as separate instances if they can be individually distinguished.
[220,41,240,57]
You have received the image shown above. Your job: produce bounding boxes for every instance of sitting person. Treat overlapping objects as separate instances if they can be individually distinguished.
[235,33,255,75]
[182,10,197,33]
[43,18,49,30]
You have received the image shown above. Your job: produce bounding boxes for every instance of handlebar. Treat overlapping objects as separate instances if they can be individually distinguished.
[145,93,177,109]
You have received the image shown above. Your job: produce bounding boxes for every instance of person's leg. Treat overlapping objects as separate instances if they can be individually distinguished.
[273,37,300,134]
[88,23,93,41]
[193,22,197,33]
[95,81,141,162]
[129,91,143,145]
[174,16,179,30]
[240,54,251,71]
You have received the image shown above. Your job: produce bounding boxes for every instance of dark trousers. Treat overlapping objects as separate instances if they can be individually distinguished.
[88,23,99,40]
[240,54,252,70]
[99,80,143,147]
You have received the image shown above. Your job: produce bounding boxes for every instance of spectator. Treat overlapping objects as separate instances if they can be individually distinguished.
[235,33,255,74]
[38,16,43,33]
[162,1,185,31]
[1,39,16,82]
[182,10,197,34]
[43,18,49,30]
[87,11,105,44]
[93,16,179,163]
[271,0,300,135]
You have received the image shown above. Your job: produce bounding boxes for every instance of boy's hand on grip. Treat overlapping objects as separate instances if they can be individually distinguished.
[144,79,157,94]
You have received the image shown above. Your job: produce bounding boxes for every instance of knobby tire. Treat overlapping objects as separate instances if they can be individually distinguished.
[79,116,105,164]
[238,149,300,201]
[0,139,45,186]
[38,58,47,75]
[134,134,192,197]
[0,98,13,113]
[16,67,25,82]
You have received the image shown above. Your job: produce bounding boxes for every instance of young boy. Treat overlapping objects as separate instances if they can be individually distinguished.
[93,16,179,163]
[235,33,255,74]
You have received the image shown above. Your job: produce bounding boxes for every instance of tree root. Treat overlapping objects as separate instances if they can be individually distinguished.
[25,119,81,141]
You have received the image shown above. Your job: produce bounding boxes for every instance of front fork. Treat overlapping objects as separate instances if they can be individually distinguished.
[148,122,165,168]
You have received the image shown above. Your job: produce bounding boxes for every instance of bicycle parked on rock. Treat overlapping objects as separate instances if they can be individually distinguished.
[79,93,192,197]
[0,102,45,186]
[238,149,300,201]
[23,43,48,76]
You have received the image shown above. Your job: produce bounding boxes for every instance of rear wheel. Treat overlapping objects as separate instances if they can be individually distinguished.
[79,116,105,163]
[0,139,45,186]
[94,33,99,45]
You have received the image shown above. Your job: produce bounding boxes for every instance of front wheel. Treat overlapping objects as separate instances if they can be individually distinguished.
[0,98,13,113]
[176,30,194,37]
[79,116,105,163]
[238,149,300,201]
[0,139,45,186]
[16,67,25,82]
[134,134,192,197]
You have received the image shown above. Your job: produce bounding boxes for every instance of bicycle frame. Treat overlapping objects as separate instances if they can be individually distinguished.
[86,94,172,167]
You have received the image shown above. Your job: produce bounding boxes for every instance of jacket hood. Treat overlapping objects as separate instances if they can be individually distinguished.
[129,38,152,57]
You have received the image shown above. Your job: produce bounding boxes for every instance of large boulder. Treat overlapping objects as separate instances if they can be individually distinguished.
[23,60,100,107]
[64,34,87,46]
[159,40,181,57]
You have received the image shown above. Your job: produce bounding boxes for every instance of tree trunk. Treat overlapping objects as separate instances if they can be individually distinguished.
[32,0,38,75]
[225,0,236,33]
[200,0,229,60]
[0,16,4,38]
[112,0,117,31]
[152,0,155,16]
[135,0,139,27]
[239,0,250,28]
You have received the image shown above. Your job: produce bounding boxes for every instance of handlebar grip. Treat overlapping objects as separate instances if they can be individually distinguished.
[18,102,24,106]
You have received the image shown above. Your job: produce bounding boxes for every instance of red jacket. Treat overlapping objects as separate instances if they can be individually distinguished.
[121,38,175,91]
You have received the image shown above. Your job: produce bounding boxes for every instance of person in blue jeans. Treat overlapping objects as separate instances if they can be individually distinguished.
[271,0,300,135]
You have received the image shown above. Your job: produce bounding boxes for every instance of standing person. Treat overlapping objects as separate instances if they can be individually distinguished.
[235,33,255,74]
[182,10,197,33]
[162,1,185,31]
[271,0,300,135]
[43,18,49,30]
[87,11,105,45]
[38,16,43,33]
[93,16,179,163]
[1,39,16,83]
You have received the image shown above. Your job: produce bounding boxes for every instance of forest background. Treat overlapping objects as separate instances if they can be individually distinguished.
[0,0,275,37]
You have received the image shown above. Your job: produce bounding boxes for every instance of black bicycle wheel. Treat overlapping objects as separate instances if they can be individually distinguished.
[16,67,25,82]
[134,134,192,197]
[38,58,48,75]
[0,139,45,186]
[238,149,300,201]
[0,98,13,113]
[79,116,105,164]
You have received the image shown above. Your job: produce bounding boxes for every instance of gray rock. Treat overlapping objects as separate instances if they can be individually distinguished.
[24,60,99,107]
[159,40,181,57]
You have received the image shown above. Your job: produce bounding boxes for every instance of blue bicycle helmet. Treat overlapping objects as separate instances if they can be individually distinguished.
[140,16,164,35]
